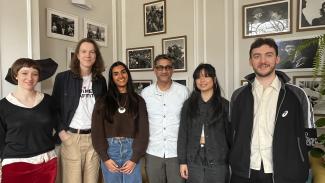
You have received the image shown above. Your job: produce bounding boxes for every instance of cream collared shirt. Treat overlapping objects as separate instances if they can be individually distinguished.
[250,76,281,173]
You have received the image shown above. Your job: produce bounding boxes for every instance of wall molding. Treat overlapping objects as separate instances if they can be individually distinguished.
[112,0,117,62]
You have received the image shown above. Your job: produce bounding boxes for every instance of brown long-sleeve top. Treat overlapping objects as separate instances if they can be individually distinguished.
[91,93,149,163]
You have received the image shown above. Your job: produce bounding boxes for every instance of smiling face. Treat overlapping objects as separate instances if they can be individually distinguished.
[195,69,215,93]
[15,67,39,91]
[112,64,129,93]
[250,44,279,78]
[77,42,96,71]
[154,58,174,84]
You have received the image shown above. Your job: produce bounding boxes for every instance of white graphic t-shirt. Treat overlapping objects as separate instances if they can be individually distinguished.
[69,74,95,129]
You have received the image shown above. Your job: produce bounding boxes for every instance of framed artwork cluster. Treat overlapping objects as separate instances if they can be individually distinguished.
[243,0,325,38]
[126,0,187,73]
[47,8,108,46]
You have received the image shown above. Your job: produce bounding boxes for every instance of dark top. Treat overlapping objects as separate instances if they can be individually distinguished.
[0,94,58,159]
[52,70,107,132]
[91,93,149,163]
[178,95,230,166]
[229,71,312,182]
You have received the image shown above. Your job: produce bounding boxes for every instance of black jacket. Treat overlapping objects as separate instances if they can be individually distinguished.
[177,96,230,166]
[229,71,314,183]
[52,70,107,132]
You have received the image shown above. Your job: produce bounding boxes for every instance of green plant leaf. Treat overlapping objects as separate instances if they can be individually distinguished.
[315,118,325,127]
[310,147,325,158]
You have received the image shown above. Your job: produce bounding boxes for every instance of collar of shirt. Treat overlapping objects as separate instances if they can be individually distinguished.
[253,75,281,94]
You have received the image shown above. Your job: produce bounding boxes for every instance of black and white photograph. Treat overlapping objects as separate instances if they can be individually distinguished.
[144,0,166,36]
[47,8,78,42]
[293,76,325,115]
[243,0,292,38]
[173,79,187,87]
[66,47,75,69]
[241,80,248,86]
[275,37,318,71]
[298,0,325,31]
[126,46,154,71]
[132,80,152,95]
[162,35,187,72]
[84,18,108,47]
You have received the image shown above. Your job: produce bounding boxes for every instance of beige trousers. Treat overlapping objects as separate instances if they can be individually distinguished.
[60,132,100,183]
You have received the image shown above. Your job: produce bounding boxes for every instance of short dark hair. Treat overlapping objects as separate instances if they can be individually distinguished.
[70,38,105,79]
[249,38,278,58]
[11,58,40,84]
[153,54,173,66]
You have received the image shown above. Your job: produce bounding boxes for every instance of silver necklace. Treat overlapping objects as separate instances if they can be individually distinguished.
[117,97,127,114]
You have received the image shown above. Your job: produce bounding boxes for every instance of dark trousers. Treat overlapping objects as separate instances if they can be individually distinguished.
[230,162,272,183]
[188,147,229,183]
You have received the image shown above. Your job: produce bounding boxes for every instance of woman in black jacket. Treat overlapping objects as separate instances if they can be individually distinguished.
[177,63,230,183]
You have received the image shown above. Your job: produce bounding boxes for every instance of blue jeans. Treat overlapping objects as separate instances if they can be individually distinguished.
[101,137,142,183]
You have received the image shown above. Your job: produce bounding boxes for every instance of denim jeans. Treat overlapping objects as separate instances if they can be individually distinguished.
[101,137,142,183]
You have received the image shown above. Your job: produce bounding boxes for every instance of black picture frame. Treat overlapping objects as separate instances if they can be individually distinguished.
[144,0,166,36]
[297,0,325,31]
[126,46,154,71]
[243,0,292,38]
[162,35,187,72]
[132,80,152,94]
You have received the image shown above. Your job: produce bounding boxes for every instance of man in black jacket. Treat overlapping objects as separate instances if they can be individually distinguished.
[229,38,314,183]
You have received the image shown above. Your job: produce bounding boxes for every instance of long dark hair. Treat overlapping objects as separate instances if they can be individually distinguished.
[103,61,139,123]
[70,38,105,79]
[188,63,224,118]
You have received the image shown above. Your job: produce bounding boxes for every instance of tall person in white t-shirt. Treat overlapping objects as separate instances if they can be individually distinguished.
[52,38,107,183]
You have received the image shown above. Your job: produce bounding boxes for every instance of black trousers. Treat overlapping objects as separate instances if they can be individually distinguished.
[187,146,229,183]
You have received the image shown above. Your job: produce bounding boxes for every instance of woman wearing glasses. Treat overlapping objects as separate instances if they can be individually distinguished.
[177,63,230,183]
[91,61,149,183]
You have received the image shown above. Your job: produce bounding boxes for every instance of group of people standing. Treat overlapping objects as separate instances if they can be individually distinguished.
[0,37,313,183]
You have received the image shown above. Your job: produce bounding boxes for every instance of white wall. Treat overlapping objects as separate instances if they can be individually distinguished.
[0,0,40,98]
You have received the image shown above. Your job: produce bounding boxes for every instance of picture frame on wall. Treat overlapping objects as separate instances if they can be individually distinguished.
[132,80,152,95]
[173,78,188,87]
[66,47,75,69]
[162,35,187,72]
[241,80,248,86]
[84,18,108,47]
[243,0,292,38]
[297,0,325,31]
[144,0,166,36]
[126,46,154,71]
[47,8,78,42]
[293,75,325,115]
[275,36,318,71]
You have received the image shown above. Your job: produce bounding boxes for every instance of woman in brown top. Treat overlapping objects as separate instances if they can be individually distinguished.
[91,61,149,183]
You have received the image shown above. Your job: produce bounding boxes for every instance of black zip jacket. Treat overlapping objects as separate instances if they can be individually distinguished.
[229,71,314,183]
[178,96,230,166]
[52,70,107,132]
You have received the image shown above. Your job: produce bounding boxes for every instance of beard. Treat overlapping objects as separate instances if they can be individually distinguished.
[253,64,276,78]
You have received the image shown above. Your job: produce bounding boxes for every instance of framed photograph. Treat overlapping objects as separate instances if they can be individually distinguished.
[47,8,78,42]
[241,80,248,86]
[66,47,75,69]
[173,78,188,87]
[297,0,325,31]
[133,80,152,94]
[293,75,325,115]
[243,0,292,38]
[162,35,187,72]
[275,36,318,71]
[84,18,108,47]
[144,0,166,36]
[126,46,154,71]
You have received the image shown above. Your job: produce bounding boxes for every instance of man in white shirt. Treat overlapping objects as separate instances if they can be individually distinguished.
[141,54,189,183]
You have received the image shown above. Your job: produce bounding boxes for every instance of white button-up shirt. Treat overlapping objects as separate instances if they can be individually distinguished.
[141,82,189,158]
[250,76,281,173]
